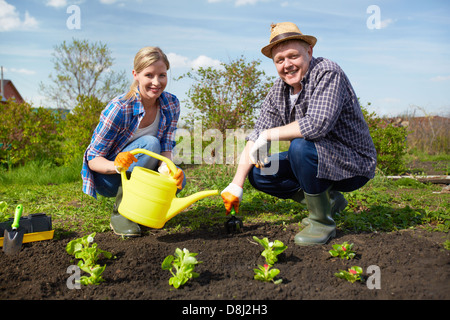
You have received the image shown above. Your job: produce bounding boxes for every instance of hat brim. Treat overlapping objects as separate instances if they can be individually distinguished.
[261,34,317,58]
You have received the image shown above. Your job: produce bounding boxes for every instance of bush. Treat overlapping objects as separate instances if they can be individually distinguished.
[60,95,105,164]
[361,105,408,175]
[0,99,62,168]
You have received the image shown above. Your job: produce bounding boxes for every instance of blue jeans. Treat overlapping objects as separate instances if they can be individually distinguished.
[93,135,186,197]
[248,138,368,197]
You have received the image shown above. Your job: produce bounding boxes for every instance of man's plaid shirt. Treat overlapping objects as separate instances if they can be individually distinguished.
[247,57,377,181]
[81,91,180,198]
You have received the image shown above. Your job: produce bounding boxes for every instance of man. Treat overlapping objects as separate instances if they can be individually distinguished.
[221,22,377,246]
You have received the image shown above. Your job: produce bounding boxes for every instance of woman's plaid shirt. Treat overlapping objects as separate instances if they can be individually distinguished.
[81,91,180,198]
[247,57,377,181]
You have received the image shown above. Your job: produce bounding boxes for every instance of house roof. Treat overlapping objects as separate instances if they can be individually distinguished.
[1,79,24,103]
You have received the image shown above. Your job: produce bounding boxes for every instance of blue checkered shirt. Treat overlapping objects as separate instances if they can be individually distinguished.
[81,91,180,198]
[247,57,377,181]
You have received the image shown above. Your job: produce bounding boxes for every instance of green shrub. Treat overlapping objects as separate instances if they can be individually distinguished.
[0,99,62,168]
[60,95,105,164]
[362,105,408,175]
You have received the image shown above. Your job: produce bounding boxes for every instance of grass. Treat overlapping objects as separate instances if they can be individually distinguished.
[0,157,449,242]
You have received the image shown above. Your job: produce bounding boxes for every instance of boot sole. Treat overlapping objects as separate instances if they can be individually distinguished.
[110,223,141,237]
[294,229,336,246]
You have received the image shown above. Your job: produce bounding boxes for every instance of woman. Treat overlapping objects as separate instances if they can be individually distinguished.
[81,46,185,237]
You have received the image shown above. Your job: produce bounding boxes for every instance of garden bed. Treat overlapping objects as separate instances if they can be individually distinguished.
[1,221,448,301]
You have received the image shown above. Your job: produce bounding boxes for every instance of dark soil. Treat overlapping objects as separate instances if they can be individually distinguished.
[1,223,449,301]
[1,161,449,305]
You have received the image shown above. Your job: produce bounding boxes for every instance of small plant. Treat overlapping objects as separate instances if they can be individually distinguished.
[0,201,10,222]
[334,266,363,283]
[254,264,282,284]
[252,236,287,285]
[444,240,450,251]
[252,236,287,265]
[66,232,115,285]
[162,248,202,289]
[329,242,356,260]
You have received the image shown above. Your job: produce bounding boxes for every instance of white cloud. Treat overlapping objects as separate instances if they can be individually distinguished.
[100,0,119,4]
[5,67,36,75]
[191,55,222,70]
[235,0,254,5]
[430,75,450,82]
[45,0,67,8]
[207,0,265,6]
[0,0,39,32]
[167,53,222,70]
[167,53,190,69]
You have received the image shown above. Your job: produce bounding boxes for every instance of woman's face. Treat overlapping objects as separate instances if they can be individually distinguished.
[133,59,168,102]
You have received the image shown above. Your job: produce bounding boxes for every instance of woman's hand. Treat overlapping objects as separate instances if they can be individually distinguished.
[114,152,138,173]
[158,163,184,189]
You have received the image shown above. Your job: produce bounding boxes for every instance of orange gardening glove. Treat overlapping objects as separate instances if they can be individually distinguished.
[172,168,184,190]
[158,163,184,190]
[114,151,137,173]
[221,183,243,215]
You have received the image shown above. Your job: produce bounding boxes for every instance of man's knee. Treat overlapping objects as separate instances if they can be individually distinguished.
[288,138,311,162]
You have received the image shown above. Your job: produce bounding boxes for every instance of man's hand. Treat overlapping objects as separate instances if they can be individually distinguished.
[158,163,184,190]
[249,131,269,168]
[221,183,243,215]
[114,152,137,173]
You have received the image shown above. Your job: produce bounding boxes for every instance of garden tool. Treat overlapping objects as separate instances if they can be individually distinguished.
[225,207,243,234]
[3,204,25,255]
[294,187,336,246]
[0,210,54,248]
[118,149,218,229]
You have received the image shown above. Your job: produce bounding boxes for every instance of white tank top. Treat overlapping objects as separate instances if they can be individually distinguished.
[130,108,161,142]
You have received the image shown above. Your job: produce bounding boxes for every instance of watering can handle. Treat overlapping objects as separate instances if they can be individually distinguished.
[128,148,178,177]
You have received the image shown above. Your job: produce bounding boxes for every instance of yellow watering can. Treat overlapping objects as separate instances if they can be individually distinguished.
[118,149,218,229]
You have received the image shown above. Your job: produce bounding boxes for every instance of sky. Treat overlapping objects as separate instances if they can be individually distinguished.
[1,0,449,119]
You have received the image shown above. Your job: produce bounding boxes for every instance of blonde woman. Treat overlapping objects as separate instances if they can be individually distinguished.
[81,47,185,237]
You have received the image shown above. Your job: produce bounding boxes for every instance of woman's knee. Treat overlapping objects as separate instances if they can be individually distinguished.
[138,135,161,154]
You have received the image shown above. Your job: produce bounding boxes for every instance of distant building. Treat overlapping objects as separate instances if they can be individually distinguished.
[1,79,25,104]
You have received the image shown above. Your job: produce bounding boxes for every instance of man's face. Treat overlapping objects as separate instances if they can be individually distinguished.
[272,41,313,94]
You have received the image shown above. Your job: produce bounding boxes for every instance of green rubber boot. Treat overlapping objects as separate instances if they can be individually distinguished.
[291,189,307,205]
[300,190,347,227]
[294,189,336,246]
[110,186,141,237]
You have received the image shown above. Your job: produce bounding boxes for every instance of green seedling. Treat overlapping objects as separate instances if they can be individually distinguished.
[252,236,287,266]
[162,248,202,289]
[329,242,356,260]
[0,201,10,222]
[334,266,363,283]
[254,264,282,284]
[66,233,115,285]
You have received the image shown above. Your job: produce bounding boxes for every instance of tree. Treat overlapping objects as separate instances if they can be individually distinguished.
[39,38,128,109]
[177,56,275,133]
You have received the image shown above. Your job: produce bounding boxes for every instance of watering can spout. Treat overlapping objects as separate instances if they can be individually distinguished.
[167,190,219,221]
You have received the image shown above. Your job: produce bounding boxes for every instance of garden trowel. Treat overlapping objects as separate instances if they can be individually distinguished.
[225,207,243,234]
[3,204,25,255]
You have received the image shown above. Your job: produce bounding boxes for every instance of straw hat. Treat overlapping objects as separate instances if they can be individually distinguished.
[261,22,317,58]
